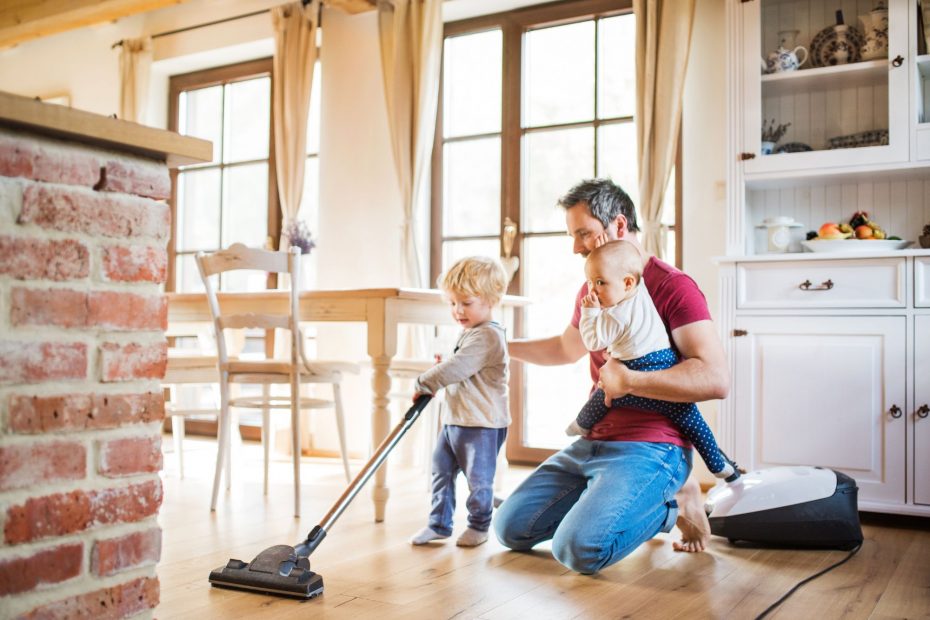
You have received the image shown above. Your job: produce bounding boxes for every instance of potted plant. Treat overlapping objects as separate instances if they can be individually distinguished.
[761,119,791,155]
[283,219,316,289]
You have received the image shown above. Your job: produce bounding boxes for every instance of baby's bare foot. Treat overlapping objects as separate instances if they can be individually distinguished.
[672,476,710,553]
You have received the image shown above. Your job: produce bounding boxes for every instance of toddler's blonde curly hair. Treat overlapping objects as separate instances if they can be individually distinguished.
[439,256,508,307]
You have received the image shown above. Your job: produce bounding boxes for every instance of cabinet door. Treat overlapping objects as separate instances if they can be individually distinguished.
[915,315,930,505]
[734,315,905,506]
[740,0,909,173]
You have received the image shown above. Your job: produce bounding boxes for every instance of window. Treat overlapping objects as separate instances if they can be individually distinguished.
[434,0,682,463]
[168,57,322,293]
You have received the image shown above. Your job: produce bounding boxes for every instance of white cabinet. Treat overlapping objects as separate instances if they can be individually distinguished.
[739,0,910,174]
[733,315,906,507]
[721,0,930,516]
[914,315,930,505]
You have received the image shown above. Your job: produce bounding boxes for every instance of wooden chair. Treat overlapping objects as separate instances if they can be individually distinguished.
[197,244,359,517]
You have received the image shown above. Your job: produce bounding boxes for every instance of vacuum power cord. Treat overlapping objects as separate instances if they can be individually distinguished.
[755,542,862,620]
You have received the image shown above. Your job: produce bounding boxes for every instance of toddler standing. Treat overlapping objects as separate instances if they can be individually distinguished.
[410,256,510,547]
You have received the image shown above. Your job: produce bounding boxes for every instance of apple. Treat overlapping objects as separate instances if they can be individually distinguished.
[818,222,851,240]
[855,225,874,239]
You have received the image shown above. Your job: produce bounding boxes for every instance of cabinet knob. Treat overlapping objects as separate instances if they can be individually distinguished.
[799,279,834,291]
[918,404,930,419]
[891,55,904,68]
[890,404,902,419]
[739,152,756,161]
[733,329,748,337]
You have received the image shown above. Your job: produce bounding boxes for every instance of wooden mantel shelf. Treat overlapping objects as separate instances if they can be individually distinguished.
[0,90,212,168]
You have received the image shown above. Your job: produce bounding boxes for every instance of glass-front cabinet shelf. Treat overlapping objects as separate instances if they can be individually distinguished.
[740,0,908,174]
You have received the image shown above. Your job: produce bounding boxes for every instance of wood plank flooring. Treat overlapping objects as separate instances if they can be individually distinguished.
[158,437,930,619]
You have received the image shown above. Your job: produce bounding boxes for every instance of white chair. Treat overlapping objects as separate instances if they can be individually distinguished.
[197,244,359,517]
[163,324,221,479]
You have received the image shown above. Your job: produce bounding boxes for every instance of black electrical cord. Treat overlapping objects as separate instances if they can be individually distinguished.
[754,542,863,620]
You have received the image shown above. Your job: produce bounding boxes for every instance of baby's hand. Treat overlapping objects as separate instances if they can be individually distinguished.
[581,291,600,308]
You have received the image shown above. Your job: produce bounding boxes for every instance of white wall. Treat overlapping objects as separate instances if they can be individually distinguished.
[682,0,728,482]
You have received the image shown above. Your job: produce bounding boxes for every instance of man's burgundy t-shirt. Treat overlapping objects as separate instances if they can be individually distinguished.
[570,256,711,446]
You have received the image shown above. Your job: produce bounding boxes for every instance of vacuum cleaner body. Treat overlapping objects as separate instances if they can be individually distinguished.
[704,466,863,550]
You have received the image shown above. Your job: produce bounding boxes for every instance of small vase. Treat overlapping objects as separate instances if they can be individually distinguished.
[761,140,776,155]
[920,234,930,249]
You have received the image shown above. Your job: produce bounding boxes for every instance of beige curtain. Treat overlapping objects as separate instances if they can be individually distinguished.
[118,37,152,124]
[377,0,442,289]
[272,0,320,229]
[635,0,695,258]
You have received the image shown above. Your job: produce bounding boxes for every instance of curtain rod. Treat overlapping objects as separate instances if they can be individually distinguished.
[111,0,320,50]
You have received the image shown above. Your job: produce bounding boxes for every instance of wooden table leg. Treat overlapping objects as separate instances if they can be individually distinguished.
[370,354,392,522]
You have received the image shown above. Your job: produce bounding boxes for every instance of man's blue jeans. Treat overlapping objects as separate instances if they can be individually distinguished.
[429,425,507,536]
[494,439,691,574]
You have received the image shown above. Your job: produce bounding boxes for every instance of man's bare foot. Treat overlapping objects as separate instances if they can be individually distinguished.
[672,476,710,553]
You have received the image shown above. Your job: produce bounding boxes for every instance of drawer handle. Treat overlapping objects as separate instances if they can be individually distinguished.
[799,279,834,291]
[890,404,902,419]
[918,404,930,419]
[891,55,904,68]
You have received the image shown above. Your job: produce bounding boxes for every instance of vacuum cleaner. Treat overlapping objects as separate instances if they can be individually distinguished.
[704,465,863,550]
[209,394,434,599]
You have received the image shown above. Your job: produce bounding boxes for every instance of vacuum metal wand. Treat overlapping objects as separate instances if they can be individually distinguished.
[292,394,433,558]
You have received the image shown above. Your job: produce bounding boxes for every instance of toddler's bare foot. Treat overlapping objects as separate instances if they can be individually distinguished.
[672,476,710,553]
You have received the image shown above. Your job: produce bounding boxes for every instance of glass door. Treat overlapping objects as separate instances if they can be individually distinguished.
[741,0,908,173]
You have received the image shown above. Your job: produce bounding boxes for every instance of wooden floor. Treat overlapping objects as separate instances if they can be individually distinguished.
[158,437,930,619]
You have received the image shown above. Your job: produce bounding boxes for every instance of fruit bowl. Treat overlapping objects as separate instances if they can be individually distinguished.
[801,239,913,253]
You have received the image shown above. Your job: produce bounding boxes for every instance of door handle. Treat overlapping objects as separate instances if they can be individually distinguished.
[889,404,902,419]
[917,404,929,419]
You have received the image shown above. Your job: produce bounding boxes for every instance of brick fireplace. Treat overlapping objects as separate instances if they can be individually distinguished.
[0,93,209,619]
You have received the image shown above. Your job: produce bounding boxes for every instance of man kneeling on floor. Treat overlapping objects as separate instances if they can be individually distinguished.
[494,178,730,574]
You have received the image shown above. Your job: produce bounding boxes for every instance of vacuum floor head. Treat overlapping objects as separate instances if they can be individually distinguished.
[209,544,324,599]
[705,466,863,550]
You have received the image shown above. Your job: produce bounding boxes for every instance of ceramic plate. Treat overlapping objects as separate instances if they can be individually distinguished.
[809,24,865,67]
[801,239,912,253]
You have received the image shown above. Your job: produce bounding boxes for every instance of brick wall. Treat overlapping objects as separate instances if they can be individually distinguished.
[0,127,169,619]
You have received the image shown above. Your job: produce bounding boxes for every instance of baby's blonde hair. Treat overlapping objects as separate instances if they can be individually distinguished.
[439,256,508,306]
[587,240,646,283]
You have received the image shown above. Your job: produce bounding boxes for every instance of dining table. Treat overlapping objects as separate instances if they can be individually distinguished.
[167,287,529,522]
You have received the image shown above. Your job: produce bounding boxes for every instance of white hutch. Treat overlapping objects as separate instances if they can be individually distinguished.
[719,0,930,516]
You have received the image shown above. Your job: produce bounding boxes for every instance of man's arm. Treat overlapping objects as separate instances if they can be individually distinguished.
[598,319,729,403]
[508,324,588,366]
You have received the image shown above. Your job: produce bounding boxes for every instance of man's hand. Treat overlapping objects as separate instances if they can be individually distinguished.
[593,231,610,249]
[581,290,600,308]
[597,358,633,404]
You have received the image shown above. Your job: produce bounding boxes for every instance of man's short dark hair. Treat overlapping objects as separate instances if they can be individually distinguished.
[557,178,640,233]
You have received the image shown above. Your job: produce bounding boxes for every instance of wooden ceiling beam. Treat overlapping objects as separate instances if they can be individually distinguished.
[0,0,192,48]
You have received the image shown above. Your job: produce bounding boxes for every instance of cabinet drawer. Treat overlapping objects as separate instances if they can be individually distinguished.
[737,259,905,309]
[917,258,930,307]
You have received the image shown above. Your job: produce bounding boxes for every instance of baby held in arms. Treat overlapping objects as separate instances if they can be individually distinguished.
[568,240,738,481]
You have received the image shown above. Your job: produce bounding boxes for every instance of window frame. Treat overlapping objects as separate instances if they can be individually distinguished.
[433,0,683,464]
[167,57,280,293]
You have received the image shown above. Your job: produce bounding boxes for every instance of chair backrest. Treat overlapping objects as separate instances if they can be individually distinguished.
[195,243,302,370]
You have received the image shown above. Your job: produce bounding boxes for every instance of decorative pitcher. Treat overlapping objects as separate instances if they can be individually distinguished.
[859,1,888,61]
[761,30,809,74]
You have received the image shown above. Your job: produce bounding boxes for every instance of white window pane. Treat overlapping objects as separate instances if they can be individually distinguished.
[598,15,636,119]
[597,122,640,209]
[223,77,270,163]
[525,21,595,127]
[307,62,322,154]
[175,254,204,293]
[177,168,221,252]
[443,29,502,138]
[222,163,269,248]
[522,235,591,449]
[179,86,222,164]
[524,127,594,233]
[440,239,500,279]
[443,138,501,236]
[222,269,268,292]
